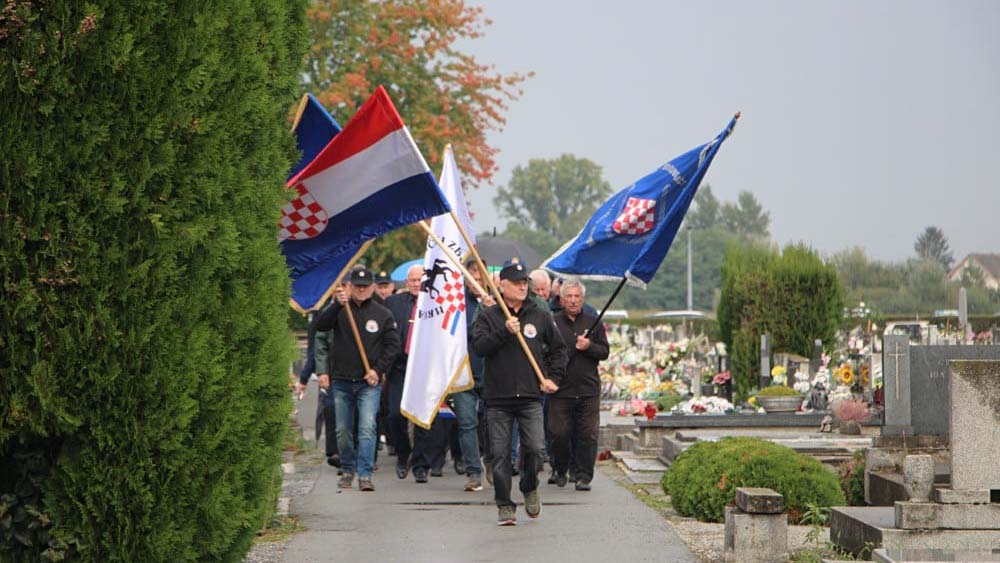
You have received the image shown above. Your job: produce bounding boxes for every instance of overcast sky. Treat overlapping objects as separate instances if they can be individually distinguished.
[461,0,1000,263]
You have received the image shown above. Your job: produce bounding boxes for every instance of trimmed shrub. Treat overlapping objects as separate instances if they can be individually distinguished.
[662,437,845,523]
[1,1,305,561]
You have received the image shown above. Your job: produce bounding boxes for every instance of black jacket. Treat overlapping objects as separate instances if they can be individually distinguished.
[472,297,567,402]
[384,291,418,381]
[313,297,400,382]
[553,310,609,398]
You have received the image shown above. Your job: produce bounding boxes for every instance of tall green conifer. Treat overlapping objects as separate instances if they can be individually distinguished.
[1,2,306,560]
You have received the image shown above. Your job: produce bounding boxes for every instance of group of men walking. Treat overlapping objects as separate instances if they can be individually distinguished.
[296,259,609,526]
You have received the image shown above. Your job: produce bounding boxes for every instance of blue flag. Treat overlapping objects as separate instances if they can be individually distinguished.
[542,115,738,287]
[288,94,342,181]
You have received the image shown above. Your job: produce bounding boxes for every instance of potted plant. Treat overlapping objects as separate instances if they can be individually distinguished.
[754,385,803,413]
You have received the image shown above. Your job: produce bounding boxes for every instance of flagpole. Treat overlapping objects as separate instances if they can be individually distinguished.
[291,93,310,131]
[418,219,548,386]
[586,277,628,335]
[342,293,373,374]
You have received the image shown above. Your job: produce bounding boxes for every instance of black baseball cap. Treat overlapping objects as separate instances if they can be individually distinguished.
[350,268,374,286]
[375,271,392,285]
[499,260,528,282]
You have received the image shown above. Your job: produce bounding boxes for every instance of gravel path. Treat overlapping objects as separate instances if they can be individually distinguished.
[600,462,830,563]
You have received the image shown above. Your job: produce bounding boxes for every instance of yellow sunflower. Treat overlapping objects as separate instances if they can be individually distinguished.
[839,365,855,386]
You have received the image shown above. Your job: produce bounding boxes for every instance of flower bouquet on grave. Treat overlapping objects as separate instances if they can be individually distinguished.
[676,396,734,415]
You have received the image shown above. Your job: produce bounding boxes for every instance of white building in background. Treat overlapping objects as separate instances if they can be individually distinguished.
[947,253,1000,290]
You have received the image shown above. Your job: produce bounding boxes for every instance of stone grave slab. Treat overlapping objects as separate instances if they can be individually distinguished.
[909,346,1000,436]
[874,547,1000,562]
[883,334,912,435]
[949,360,1000,491]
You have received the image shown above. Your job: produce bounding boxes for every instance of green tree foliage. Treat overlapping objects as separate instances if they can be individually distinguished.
[494,154,612,258]
[830,248,1000,316]
[720,190,770,241]
[914,226,953,270]
[1,2,303,560]
[662,437,845,523]
[718,245,844,400]
[686,184,721,229]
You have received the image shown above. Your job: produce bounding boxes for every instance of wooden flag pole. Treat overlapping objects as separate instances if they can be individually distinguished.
[342,291,373,374]
[326,238,375,375]
[424,216,547,386]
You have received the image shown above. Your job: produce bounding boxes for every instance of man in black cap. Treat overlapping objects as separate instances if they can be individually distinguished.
[314,268,400,492]
[373,270,395,303]
[473,260,567,526]
[549,280,609,491]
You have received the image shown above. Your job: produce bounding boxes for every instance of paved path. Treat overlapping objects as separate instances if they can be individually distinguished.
[287,384,697,563]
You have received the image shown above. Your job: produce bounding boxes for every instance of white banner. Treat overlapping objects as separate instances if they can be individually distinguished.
[400,145,476,428]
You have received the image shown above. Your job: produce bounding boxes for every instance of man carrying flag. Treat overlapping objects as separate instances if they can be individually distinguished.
[543,114,739,290]
[473,260,566,526]
[314,268,400,491]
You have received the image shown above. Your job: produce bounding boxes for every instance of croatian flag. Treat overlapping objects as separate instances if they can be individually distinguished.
[542,115,738,287]
[401,145,475,429]
[282,86,451,311]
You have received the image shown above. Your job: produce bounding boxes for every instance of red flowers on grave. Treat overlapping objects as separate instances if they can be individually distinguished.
[712,370,731,385]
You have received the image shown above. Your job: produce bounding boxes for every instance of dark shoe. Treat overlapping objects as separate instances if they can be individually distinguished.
[414,470,428,483]
[326,454,341,468]
[497,505,516,526]
[554,472,568,488]
[395,464,409,480]
[575,480,591,491]
[568,474,576,483]
[388,446,397,456]
[511,466,520,477]
[377,441,384,451]
[524,489,541,518]
[430,467,443,477]
[454,458,465,475]
[463,475,483,492]
[338,473,354,489]
[547,470,556,485]
[359,477,375,492]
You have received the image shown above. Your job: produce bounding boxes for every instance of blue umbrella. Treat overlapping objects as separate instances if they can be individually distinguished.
[391,259,423,281]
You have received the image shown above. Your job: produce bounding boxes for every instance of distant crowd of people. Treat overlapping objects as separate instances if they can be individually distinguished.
[295,259,609,526]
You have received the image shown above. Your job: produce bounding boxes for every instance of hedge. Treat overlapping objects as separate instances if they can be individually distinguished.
[718,244,844,401]
[1,2,305,561]
[662,437,845,523]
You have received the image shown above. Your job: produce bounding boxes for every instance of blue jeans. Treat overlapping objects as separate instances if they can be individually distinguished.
[332,380,381,478]
[450,389,482,476]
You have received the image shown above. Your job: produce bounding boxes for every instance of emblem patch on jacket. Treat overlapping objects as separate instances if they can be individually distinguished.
[365,320,379,333]
[523,323,537,338]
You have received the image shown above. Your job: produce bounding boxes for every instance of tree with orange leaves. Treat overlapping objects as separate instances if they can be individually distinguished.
[304,0,529,190]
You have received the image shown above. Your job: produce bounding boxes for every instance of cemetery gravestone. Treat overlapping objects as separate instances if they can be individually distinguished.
[949,360,1000,491]
[882,334,912,436]
[907,345,1000,436]
[760,333,771,389]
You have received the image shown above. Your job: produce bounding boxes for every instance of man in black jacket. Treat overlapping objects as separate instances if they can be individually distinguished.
[472,261,567,526]
[549,280,609,491]
[314,268,400,492]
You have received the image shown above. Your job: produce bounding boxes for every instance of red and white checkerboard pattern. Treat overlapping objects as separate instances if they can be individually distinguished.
[436,271,466,330]
[279,184,329,241]
[612,197,657,235]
